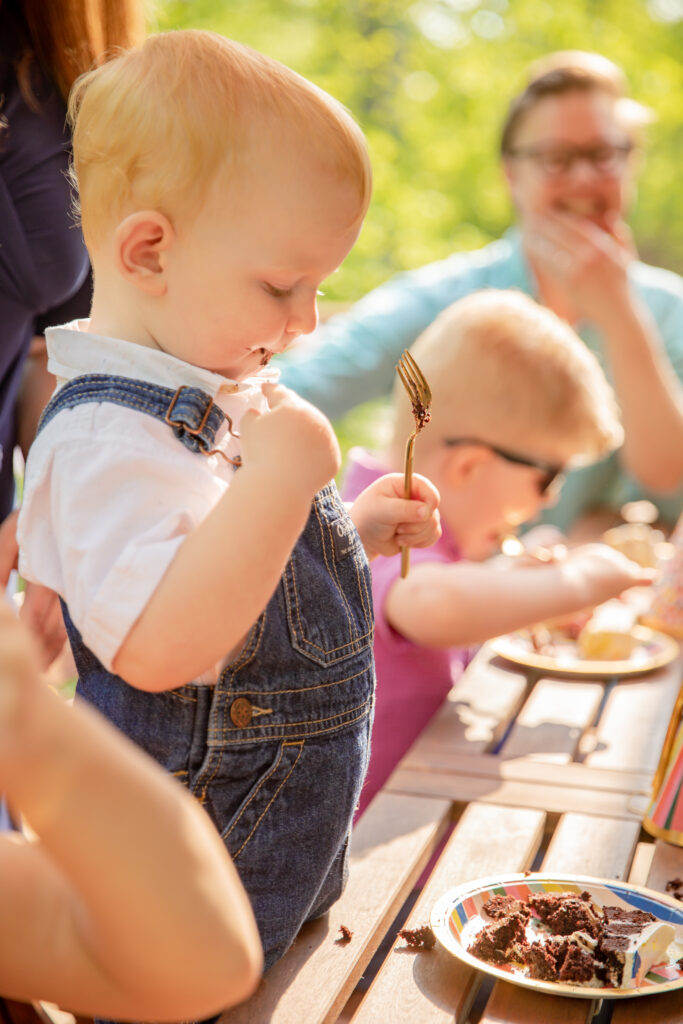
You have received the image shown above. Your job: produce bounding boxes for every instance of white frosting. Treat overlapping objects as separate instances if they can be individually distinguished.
[611,921,676,988]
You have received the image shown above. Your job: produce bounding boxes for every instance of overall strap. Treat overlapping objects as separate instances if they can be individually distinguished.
[37,373,240,462]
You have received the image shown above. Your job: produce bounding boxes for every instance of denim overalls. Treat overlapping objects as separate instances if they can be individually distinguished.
[37,374,375,988]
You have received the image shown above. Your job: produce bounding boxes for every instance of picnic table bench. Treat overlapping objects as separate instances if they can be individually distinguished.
[219,640,683,1024]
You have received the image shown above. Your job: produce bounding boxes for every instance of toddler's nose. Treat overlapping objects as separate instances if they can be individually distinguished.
[286,292,319,336]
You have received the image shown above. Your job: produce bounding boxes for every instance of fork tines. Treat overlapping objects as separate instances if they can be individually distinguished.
[397,350,432,427]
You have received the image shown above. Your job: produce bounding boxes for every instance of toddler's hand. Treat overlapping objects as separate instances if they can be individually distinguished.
[240,383,341,495]
[349,473,440,560]
[564,543,655,608]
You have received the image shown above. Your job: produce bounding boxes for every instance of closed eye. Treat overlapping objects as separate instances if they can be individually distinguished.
[264,282,293,298]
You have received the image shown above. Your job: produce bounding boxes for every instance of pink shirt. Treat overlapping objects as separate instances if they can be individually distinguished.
[342,447,470,816]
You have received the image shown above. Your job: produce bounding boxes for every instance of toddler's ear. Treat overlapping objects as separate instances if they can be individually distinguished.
[443,443,492,488]
[114,211,174,296]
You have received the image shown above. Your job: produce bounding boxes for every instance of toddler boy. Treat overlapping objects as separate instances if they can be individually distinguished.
[17,30,439,982]
[343,289,652,814]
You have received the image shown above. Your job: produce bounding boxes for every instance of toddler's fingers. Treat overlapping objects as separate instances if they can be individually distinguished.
[396,509,441,546]
[406,472,440,510]
[261,381,288,407]
[628,567,656,586]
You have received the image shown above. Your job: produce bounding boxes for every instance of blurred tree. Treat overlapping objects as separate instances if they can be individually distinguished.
[156,0,683,300]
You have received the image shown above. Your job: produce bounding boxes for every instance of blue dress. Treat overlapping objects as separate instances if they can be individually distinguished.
[0,4,90,520]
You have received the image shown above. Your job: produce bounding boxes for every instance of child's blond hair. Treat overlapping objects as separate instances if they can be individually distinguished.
[390,289,623,468]
[68,30,372,249]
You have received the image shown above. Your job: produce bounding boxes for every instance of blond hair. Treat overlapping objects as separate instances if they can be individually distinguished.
[500,50,654,156]
[390,290,623,468]
[68,29,372,249]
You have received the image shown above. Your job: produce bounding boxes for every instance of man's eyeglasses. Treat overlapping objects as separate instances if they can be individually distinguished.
[506,141,633,178]
[444,438,565,495]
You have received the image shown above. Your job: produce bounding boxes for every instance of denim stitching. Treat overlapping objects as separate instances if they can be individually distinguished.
[220,704,372,746]
[167,689,198,703]
[214,659,371,699]
[231,741,304,860]
[285,554,372,657]
[221,740,302,845]
[211,694,373,737]
[38,375,225,452]
[314,493,355,637]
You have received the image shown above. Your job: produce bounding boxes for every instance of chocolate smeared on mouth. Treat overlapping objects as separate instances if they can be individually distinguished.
[259,349,272,367]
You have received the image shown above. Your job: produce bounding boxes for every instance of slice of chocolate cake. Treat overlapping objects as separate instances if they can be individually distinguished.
[598,906,675,987]
[528,891,601,938]
[467,890,676,989]
[468,910,529,965]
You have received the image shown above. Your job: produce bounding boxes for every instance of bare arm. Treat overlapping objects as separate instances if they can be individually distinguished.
[0,605,262,1019]
[595,293,683,490]
[115,384,340,690]
[525,212,683,491]
[384,545,652,648]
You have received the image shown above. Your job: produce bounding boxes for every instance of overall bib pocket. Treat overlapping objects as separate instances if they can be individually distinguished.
[283,486,374,667]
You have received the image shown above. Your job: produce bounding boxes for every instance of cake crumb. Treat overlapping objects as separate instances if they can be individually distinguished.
[398,925,436,950]
[665,877,683,892]
[336,925,353,943]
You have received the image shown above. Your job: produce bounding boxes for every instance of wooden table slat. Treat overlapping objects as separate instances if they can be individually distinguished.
[396,749,652,795]
[480,981,598,1024]
[541,813,640,879]
[219,791,451,1024]
[585,660,682,773]
[500,679,604,764]
[350,802,546,1024]
[413,650,529,756]
[388,765,644,820]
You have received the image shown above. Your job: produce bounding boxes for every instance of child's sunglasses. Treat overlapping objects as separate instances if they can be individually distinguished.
[443,438,565,495]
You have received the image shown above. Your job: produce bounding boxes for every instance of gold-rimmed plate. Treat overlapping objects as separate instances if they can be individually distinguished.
[490,625,679,678]
[431,873,683,1000]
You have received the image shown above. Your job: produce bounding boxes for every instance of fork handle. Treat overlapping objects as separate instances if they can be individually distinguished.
[400,435,416,578]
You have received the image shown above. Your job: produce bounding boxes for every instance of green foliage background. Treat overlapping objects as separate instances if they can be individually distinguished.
[155,0,683,304]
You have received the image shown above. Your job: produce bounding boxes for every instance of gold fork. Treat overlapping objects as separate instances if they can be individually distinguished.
[396,349,432,578]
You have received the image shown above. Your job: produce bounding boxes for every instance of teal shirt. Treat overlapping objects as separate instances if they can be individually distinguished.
[278,229,683,530]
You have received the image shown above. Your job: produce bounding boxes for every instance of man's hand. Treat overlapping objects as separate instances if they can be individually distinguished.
[0,511,65,669]
[349,472,441,559]
[524,210,635,327]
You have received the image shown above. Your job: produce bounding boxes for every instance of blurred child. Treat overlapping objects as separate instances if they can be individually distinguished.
[0,599,262,1019]
[17,29,440,984]
[343,289,652,815]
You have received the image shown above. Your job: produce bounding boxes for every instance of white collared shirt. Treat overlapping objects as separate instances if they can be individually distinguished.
[18,320,278,673]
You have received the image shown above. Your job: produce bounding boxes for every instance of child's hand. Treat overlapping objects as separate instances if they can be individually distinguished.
[563,543,655,608]
[349,473,440,560]
[240,383,341,495]
[0,601,39,767]
[0,510,66,669]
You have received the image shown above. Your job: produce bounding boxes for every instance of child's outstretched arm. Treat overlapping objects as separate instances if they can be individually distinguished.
[385,543,654,648]
[0,602,262,1019]
[348,472,441,560]
[115,383,341,690]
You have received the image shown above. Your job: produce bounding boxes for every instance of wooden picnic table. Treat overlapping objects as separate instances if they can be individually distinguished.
[218,639,683,1024]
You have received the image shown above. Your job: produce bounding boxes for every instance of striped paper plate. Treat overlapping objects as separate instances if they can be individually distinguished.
[431,873,683,999]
